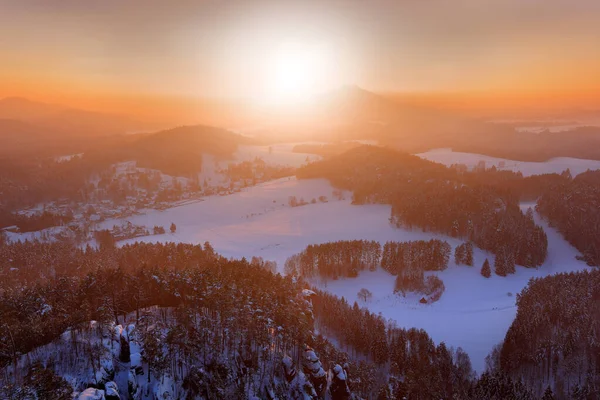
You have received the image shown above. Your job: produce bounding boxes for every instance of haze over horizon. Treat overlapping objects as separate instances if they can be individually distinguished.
[2,0,600,121]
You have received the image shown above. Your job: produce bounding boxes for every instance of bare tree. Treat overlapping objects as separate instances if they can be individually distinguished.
[357,288,372,302]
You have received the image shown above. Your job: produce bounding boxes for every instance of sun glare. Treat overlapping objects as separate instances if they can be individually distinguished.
[262,42,331,105]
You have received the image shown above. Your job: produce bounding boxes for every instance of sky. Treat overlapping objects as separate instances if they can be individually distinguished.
[1,0,600,113]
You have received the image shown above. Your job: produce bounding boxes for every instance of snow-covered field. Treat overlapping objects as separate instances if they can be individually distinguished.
[103,176,591,374]
[417,148,600,177]
[108,177,444,268]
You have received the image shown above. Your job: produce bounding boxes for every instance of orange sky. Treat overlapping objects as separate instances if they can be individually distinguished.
[1,0,600,117]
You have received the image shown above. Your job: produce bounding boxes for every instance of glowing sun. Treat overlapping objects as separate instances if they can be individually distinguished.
[262,41,332,104]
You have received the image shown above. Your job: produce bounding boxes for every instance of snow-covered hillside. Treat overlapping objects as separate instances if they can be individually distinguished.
[417,148,600,177]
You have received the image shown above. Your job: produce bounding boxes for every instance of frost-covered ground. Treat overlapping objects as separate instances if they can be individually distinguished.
[417,148,600,177]
[103,176,592,374]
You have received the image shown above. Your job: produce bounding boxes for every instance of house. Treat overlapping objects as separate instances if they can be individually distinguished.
[1,225,19,233]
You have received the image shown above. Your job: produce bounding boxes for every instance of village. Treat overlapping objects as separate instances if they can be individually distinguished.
[2,156,296,244]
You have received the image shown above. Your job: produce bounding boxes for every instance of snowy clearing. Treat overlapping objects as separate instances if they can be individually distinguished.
[417,148,600,177]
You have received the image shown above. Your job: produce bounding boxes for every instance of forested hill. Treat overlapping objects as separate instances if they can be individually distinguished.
[298,145,550,269]
[0,239,480,399]
[496,269,600,398]
[297,145,451,202]
[113,124,251,176]
[536,169,600,266]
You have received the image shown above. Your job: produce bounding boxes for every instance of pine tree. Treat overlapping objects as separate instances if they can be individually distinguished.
[170,222,177,233]
[464,242,474,266]
[505,251,516,275]
[494,253,506,277]
[481,259,491,278]
[119,335,131,363]
[541,386,555,400]
[454,244,466,265]
[19,363,73,400]
[571,384,590,400]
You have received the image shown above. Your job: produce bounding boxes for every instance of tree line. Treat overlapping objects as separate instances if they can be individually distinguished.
[536,169,600,266]
[381,240,451,300]
[284,240,381,279]
[496,269,600,399]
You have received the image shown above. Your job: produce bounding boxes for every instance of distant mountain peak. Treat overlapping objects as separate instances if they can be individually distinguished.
[328,84,375,98]
[1,96,29,102]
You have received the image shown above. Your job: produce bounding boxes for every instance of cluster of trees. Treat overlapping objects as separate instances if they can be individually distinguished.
[298,146,550,270]
[471,370,537,399]
[0,240,363,398]
[494,248,517,276]
[152,225,166,234]
[381,239,451,273]
[0,209,73,232]
[1,240,89,288]
[393,272,445,302]
[250,256,277,274]
[284,240,381,279]
[455,242,474,266]
[481,258,492,278]
[4,362,74,400]
[284,239,450,301]
[381,240,450,299]
[536,170,600,266]
[0,241,220,366]
[390,187,547,269]
[497,269,600,398]
[225,157,295,184]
